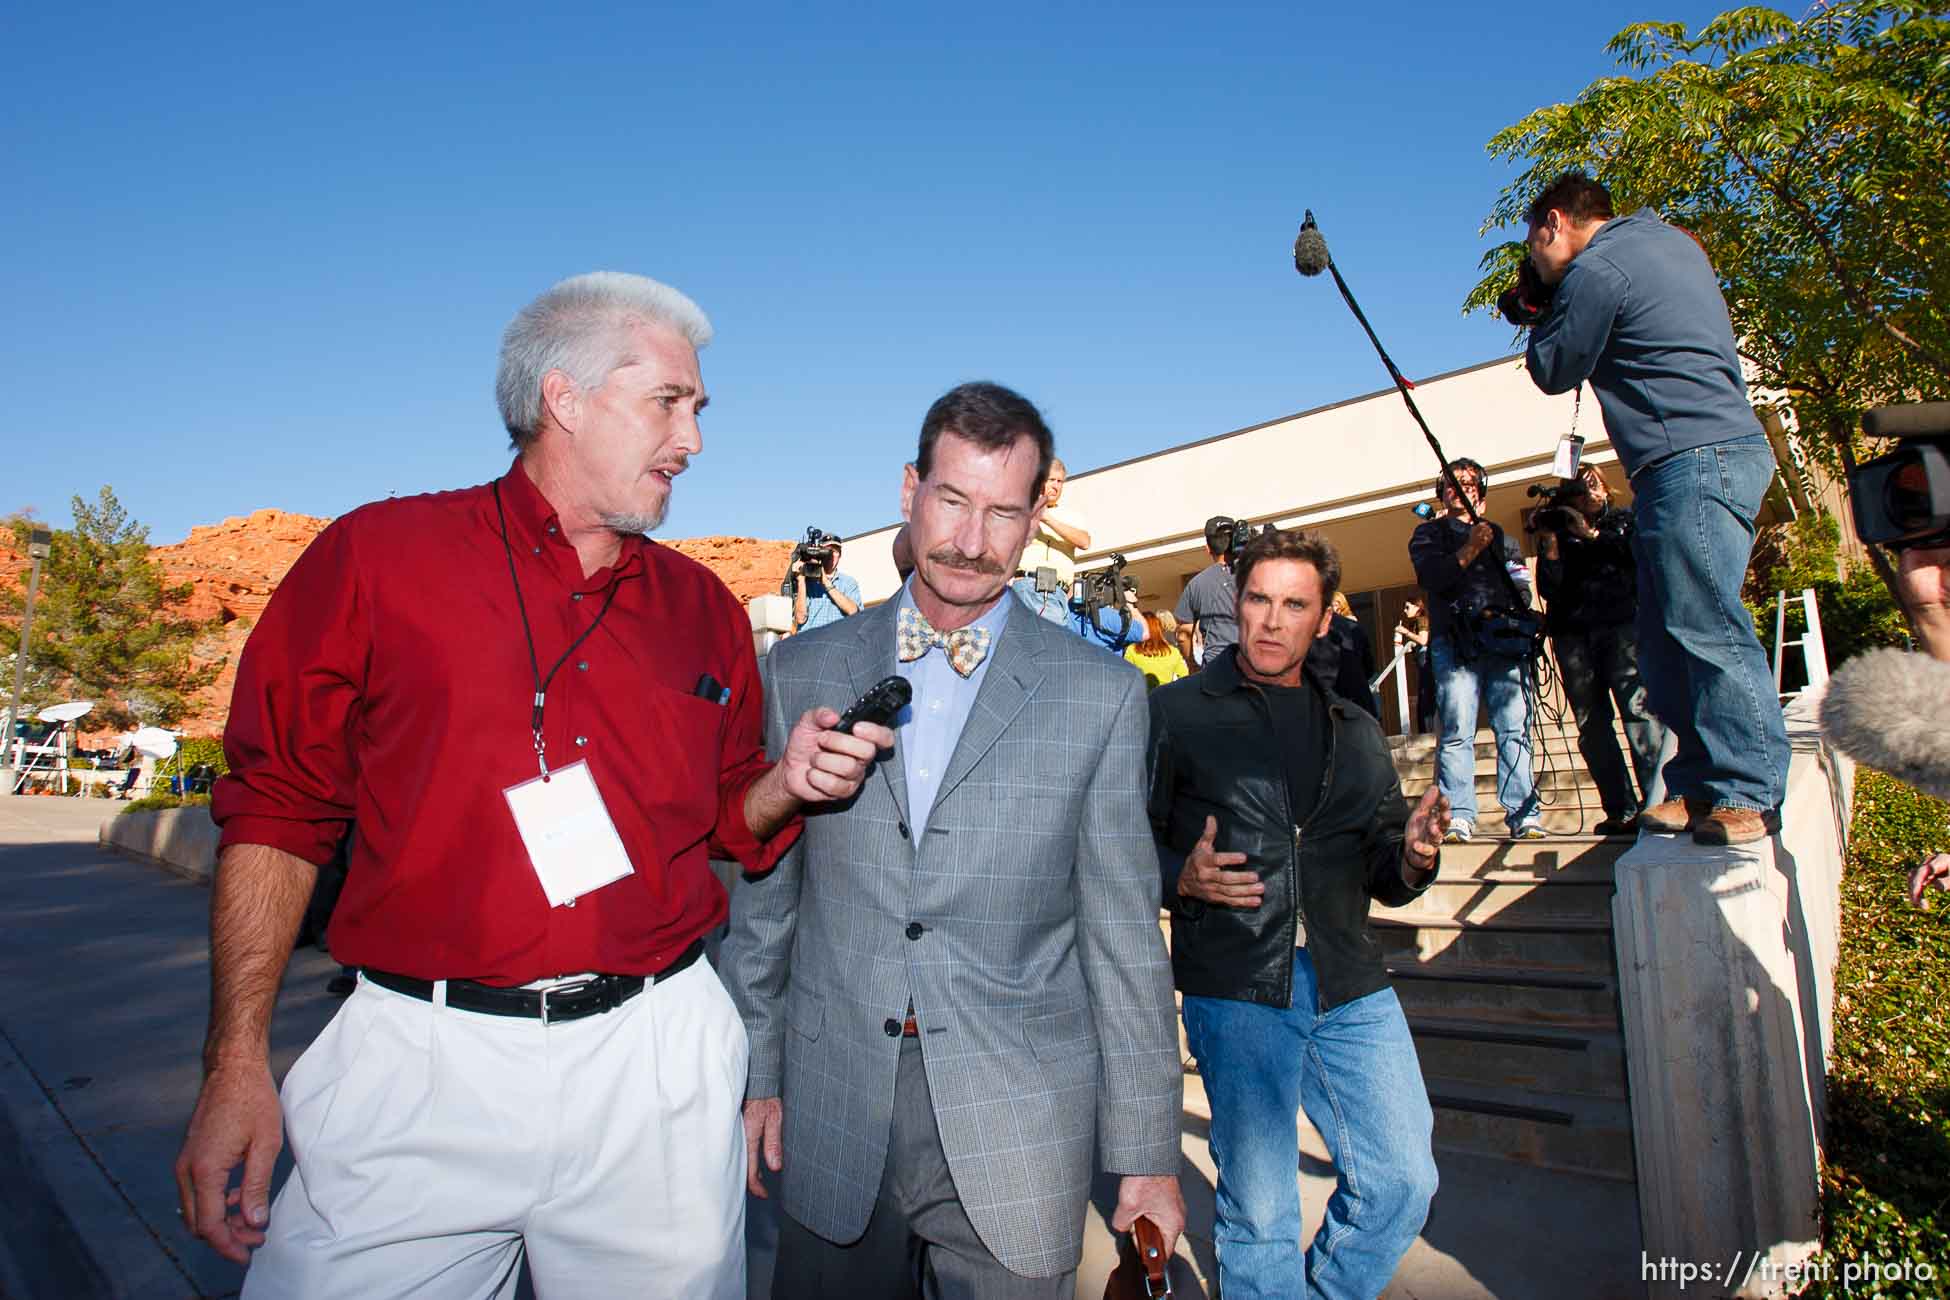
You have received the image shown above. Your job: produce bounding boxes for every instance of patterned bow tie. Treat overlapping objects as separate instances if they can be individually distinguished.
[897,605,993,678]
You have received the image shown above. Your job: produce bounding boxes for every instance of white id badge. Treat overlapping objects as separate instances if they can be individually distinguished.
[502,760,636,907]
[1551,432,1585,480]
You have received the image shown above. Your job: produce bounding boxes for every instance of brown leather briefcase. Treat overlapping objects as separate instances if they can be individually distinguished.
[1101,1215,1171,1299]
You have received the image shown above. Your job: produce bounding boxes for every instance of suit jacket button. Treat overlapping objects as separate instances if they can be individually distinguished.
[883,1018,901,1037]
[905,922,924,940]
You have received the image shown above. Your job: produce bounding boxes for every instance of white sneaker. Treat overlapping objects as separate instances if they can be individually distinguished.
[1511,819,1548,841]
[1443,820,1474,844]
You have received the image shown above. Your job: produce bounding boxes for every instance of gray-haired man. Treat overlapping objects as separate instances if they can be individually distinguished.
[175,272,890,1297]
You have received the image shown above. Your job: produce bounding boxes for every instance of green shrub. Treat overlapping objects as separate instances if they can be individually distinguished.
[1805,771,1950,1295]
[172,736,229,777]
[117,791,212,815]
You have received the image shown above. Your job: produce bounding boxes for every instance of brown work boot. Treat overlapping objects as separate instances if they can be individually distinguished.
[1693,806,1778,847]
[1637,797,1708,834]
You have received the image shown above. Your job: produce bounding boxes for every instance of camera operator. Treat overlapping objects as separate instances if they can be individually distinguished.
[1010,457,1092,624]
[1068,556,1145,654]
[790,536,861,633]
[1408,459,1543,843]
[1533,465,1669,835]
[1516,170,1789,846]
[1175,515,1241,668]
[1897,544,1950,663]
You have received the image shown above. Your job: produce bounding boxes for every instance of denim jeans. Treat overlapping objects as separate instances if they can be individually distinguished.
[1430,632,1538,827]
[1630,435,1790,812]
[1181,950,1437,1300]
[1008,576,1069,624]
[1551,622,1671,820]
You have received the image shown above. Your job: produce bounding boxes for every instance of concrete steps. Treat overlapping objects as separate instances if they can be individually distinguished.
[1377,812,1636,1182]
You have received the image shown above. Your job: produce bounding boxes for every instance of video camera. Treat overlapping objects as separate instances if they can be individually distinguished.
[1496,257,1557,327]
[1523,476,1591,534]
[1071,551,1139,643]
[1206,515,1267,573]
[1851,403,1950,551]
[791,527,841,574]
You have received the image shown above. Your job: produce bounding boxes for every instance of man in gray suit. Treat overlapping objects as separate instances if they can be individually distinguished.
[721,381,1186,1298]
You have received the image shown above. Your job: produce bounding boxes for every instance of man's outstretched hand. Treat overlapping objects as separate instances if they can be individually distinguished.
[1402,785,1450,882]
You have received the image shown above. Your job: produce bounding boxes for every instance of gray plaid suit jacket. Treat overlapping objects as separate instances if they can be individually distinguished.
[719,594,1182,1278]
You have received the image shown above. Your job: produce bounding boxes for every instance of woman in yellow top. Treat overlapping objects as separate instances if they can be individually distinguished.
[1124,611,1190,690]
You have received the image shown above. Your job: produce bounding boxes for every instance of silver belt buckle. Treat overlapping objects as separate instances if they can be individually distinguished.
[539,978,595,1025]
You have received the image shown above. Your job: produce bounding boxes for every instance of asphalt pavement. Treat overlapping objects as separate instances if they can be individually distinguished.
[0,795,1641,1299]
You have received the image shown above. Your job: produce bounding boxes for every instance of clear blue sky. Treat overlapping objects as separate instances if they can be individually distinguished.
[6,1,1728,546]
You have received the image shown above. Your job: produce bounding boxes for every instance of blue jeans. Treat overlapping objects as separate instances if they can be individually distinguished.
[1182,951,1437,1300]
[1430,632,1537,826]
[1008,575,1069,624]
[1630,435,1790,812]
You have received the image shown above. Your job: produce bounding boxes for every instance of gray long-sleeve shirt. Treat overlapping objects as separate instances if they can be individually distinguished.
[1525,208,1763,478]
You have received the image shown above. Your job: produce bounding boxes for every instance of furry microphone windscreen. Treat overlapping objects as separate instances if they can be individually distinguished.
[1819,647,1950,800]
[1293,224,1331,277]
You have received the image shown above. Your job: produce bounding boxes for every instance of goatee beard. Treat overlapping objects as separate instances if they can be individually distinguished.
[601,507,665,535]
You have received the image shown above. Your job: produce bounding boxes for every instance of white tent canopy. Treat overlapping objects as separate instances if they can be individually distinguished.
[125,727,179,761]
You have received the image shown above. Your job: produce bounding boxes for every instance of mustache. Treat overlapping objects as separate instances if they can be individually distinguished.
[925,547,1005,576]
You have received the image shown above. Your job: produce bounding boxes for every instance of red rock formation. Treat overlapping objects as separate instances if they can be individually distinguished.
[665,537,796,604]
[4,510,794,740]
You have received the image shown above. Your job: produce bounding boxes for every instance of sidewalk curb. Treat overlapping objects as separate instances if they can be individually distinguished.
[0,1026,197,1298]
[97,808,217,884]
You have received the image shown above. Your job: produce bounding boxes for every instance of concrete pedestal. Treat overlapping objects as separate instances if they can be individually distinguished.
[1613,698,1849,1299]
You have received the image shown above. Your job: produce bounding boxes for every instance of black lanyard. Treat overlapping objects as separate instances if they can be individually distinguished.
[493,479,621,781]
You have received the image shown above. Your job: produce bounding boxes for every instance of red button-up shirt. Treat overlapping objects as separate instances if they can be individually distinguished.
[213,461,796,984]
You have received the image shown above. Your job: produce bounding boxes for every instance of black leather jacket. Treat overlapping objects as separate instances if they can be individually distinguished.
[1146,648,1429,1011]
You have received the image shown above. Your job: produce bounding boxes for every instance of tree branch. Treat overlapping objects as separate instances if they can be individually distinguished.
[1718,131,1950,376]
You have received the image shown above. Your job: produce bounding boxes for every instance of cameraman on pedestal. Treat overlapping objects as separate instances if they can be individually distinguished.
[1533,464,1669,835]
[1508,170,1789,845]
[1408,459,1543,843]
[789,531,861,633]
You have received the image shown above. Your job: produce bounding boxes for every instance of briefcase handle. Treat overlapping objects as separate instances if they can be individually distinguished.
[1131,1215,1170,1297]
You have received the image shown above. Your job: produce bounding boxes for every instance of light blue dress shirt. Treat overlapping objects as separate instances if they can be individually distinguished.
[893,579,1013,835]
[799,571,863,631]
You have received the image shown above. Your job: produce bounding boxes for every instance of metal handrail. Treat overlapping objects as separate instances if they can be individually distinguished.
[1371,641,1414,734]
[1770,587,1829,700]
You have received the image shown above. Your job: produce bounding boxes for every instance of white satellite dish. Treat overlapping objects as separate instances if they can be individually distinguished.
[128,727,179,760]
[37,701,95,723]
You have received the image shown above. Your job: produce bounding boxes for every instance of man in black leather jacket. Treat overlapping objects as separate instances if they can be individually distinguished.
[1147,527,1448,1300]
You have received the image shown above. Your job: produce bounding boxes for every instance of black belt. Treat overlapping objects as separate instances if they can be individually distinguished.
[361,938,704,1025]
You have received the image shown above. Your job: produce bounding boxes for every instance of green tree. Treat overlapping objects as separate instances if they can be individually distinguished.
[1463,1,1949,596]
[1,488,221,731]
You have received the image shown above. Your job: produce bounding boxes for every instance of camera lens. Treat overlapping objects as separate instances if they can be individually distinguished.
[1888,455,1930,530]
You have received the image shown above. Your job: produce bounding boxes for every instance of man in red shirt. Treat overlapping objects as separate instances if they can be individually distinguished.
[172,271,892,1299]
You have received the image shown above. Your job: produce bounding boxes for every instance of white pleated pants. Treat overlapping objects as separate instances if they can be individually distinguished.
[241,960,749,1300]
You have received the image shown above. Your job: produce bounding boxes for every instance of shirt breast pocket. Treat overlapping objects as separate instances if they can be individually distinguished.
[629,683,729,847]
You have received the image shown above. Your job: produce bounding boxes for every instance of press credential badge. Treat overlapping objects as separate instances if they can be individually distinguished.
[503,760,635,907]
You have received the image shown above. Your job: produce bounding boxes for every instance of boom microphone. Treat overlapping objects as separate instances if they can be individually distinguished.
[1293,211,1331,277]
[1865,402,1950,440]
[1819,648,1950,799]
